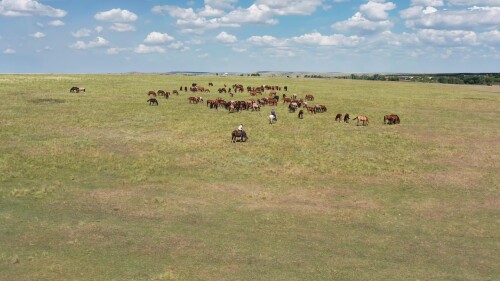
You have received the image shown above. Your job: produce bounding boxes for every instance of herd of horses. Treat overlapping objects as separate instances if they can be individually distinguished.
[138,82,401,142]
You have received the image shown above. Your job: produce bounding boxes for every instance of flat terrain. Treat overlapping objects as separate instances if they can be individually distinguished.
[0,74,499,281]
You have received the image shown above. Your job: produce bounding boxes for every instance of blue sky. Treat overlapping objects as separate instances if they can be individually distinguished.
[0,0,499,73]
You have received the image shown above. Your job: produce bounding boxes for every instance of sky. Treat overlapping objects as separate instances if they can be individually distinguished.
[0,0,499,73]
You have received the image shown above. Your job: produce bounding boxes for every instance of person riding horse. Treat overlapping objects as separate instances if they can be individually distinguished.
[271,109,277,121]
[238,124,247,139]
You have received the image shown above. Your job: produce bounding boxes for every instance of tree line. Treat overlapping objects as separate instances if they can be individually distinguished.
[333,73,500,85]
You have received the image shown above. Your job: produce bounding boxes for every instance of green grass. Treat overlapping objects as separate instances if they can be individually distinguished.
[0,74,499,280]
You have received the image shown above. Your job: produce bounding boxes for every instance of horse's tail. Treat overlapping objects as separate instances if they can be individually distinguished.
[353,116,358,121]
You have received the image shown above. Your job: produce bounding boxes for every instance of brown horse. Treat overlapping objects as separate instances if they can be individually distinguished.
[353,115,369,126]
[298,109,304,119]
[335,113,342,122]
[231,130,248,143]
[384,114,400,124]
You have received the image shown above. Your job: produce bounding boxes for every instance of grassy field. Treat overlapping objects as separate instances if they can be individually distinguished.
[0,74,499,281]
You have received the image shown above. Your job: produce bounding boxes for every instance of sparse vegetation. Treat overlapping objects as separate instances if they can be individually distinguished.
[0,74,499,281]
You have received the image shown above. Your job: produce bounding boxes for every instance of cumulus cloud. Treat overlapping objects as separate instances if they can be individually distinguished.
[152,0,324,33]
[71,28,92,38]
[95,26,104,33]
[134,44,166,53]
[3,48,16,54]
[216,31,237,43]
[401,6,500,30]
[48,20,64,27]
[247,35,286,47]
[70,37,109,49]
[110,23,136,32]
[478,29,500,45]
[448,0,500,5]
[205,0,238,10]
[416,29,479,46]
[255,0,324,16]
[0,0,66,17]
[360,1,397,21]
[95,8,138,22]
[332,12,394,34]
[410,0,444,6]
[290,32,363,47]
[30,31,45,38]
[144,32,175,44]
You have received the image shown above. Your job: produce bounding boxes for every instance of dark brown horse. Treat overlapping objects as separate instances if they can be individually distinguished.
[231,130,248,143]
[298,109,304,119]
[335,113,342,122]
[147,98,158,106]
[384,114,400,124]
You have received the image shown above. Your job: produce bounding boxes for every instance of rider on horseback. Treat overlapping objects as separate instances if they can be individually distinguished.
[271,109,277,121]
[238,124,247,139]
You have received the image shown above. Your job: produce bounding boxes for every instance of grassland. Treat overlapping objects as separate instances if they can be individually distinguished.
[0,74,499,281]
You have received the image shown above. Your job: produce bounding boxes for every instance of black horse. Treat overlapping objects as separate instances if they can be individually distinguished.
[70,86,80,93]
[147,98,158,106]
[231,130,248,143]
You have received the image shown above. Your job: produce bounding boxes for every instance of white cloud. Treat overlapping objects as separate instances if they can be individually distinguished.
[216,31,237,43]
[198,5,225,17]
[48,20,64,27]
[144,32,175,44]
[291,32,363,47]
[205,0,238,10]
[255,0,324,16]
[448,0,500,5]
[95,26,103,33]
[401,6,500,30]
[0,0,66,17]
[134,44,166,53]
[247,35,286,47]
[110,23,136,32]
[332,12,394,34]
[70,37,109,49]
[220,4,277,25]
[3,48,16,54]
[479,30,500,45]
[71,28,92,38]
[359,1,397,21]
[416,29,479,46]
[410,0,444,6]
[95,9,138,22]
[30,31,45,38]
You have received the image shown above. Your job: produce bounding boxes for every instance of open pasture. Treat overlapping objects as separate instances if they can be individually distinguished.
[0,74,499,280]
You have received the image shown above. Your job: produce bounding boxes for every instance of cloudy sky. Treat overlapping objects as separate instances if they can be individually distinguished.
[0,0,499,73]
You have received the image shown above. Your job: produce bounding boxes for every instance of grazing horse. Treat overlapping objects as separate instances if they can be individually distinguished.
[147,98,158,106]
[70,86,80,93]
[148,90,157,97]
[305,94,314,101]
[344,113,350,123]
[335,113,342,122]
[268,114,277,124]
[298,109,304,119]
[231,130,248,143]
[384,114,400,125]
[288,102,298,112]
[353,115,369,126]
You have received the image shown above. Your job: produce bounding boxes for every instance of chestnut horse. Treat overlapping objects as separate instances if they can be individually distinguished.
[384,114,400,124]
[353,115,369,126]
[231,130,248,143]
